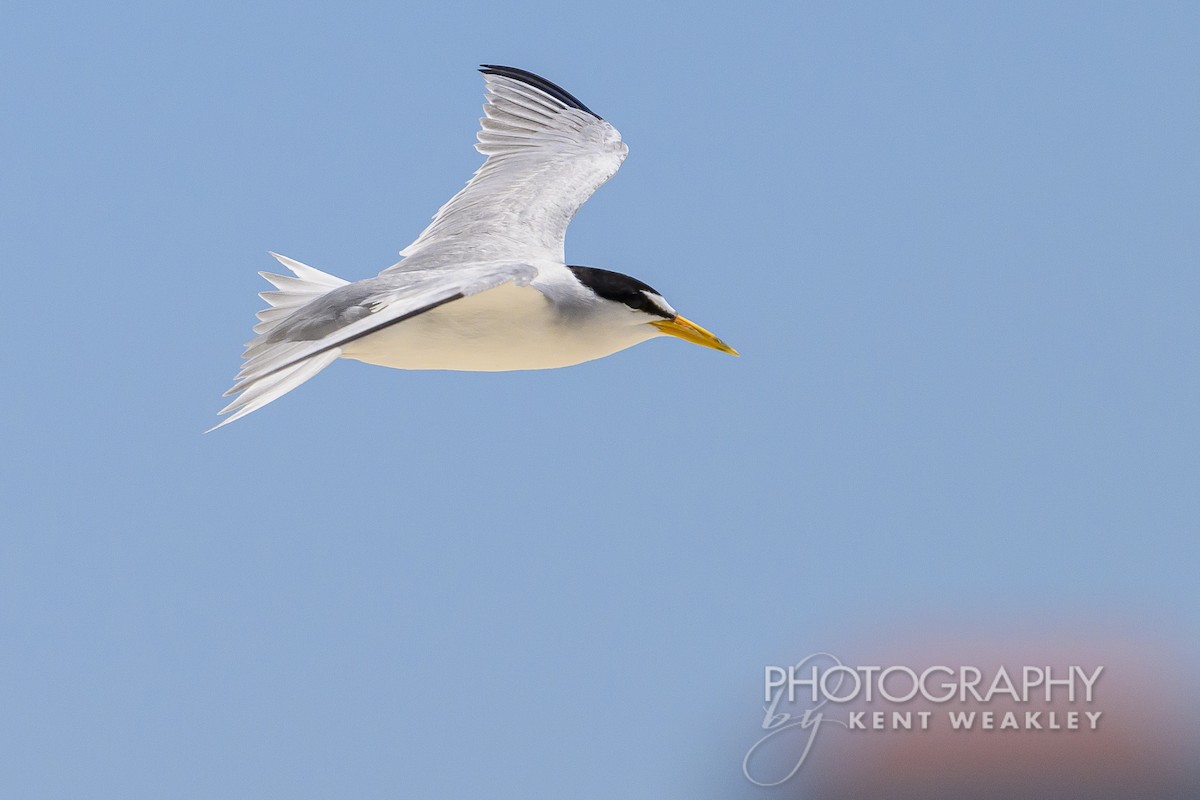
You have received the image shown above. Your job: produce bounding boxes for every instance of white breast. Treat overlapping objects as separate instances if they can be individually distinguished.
[339,282,657,372]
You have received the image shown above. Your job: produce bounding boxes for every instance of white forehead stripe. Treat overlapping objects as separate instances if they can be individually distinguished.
[642,291,676,318]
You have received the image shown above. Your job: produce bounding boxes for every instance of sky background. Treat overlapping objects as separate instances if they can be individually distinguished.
[2,2,1197,798]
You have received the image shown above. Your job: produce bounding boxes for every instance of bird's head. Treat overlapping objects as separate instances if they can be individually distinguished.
[567,266,738,356]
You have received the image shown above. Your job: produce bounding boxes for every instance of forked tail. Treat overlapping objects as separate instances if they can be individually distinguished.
[208,253,349,432]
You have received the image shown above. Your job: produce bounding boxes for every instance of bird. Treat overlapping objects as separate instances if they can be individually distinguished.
[211,65,737,430]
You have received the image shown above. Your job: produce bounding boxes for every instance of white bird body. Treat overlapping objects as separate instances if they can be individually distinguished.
[341,277,659,372]
[212,66,734,430]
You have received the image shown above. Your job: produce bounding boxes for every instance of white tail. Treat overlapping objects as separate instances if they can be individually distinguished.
[252,252,349,335]
[208,253,349,432]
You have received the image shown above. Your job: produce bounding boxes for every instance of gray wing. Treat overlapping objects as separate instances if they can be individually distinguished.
[210,258,536,431]
[389,66,628,267]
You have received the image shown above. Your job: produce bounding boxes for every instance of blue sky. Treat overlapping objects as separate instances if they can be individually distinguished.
[2,2,1197,798]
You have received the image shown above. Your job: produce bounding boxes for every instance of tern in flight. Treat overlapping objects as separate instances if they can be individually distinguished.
[212,65,736,430]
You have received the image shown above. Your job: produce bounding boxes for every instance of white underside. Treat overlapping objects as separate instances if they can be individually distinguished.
[340,282,659,371]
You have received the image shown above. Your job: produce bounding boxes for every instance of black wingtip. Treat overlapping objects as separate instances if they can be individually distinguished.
[478,64,601,119]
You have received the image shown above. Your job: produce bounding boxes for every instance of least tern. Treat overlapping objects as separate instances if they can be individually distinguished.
[212,65,736,430]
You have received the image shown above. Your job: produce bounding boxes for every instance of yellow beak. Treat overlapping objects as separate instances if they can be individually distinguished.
[650,315,739,356]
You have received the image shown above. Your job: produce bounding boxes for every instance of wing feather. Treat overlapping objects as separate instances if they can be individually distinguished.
[210,262,537,429]
[393,66,628,266]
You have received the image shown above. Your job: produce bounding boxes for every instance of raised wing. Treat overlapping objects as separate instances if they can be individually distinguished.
[393,65,628,267]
